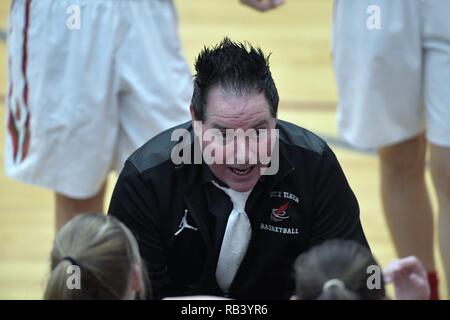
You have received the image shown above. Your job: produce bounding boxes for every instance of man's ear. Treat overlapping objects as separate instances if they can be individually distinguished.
[270,117,277,128]
[131,264,142,293]
[190,104,197,122]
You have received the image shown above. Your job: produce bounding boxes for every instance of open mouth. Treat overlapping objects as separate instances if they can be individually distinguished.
[229,166,255,176]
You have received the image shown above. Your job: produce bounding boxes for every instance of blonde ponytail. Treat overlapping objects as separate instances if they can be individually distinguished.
[44,213,149,300]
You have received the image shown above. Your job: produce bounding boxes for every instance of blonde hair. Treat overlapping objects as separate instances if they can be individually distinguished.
[44,213,150,300]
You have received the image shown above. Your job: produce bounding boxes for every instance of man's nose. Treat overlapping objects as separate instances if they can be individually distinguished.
[233,136,259,165]
[234,138,248,165]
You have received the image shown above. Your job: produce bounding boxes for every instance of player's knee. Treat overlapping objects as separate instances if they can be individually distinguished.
[379,150,424,178]
[430,162,450,203]
[378,137,426,177]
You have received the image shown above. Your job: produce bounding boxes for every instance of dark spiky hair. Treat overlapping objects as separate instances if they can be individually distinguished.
[191,37,279,121]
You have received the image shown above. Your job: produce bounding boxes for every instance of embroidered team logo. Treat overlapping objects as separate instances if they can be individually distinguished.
[174,209,198,236]
[270,202,289,222]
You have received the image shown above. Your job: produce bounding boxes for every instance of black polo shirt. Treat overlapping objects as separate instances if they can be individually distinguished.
[108,120,370,299]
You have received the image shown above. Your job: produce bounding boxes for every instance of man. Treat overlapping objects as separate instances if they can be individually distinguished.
[108,38,369,299]
[333,0,450,298]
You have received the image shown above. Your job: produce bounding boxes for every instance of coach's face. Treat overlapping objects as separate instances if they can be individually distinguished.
[192,85,276,192]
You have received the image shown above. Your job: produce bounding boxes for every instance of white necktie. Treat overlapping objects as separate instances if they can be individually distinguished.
[212,181,252,293]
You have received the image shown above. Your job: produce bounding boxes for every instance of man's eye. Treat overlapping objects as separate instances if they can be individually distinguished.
[217,130,227,139]
[257,128,270,137]
[215,130,232,142]
[248,130,258,139]
[253,129,266,138]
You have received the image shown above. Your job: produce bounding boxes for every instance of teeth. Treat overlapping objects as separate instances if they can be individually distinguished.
[230,167,253,176]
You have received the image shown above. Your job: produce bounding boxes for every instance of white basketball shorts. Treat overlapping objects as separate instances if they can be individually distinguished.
[333,0,450,150]
[5,0,192,198]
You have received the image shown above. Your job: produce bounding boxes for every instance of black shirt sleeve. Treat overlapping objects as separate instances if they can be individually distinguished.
[308,144,370,250]
[107,161,168,299]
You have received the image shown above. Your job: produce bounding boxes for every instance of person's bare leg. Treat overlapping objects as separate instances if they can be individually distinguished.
[55,182,107,230]
[379,134,436,272]
[430,144,450,297]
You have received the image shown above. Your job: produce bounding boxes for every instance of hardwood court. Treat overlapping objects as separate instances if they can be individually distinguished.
[0,0,446,299]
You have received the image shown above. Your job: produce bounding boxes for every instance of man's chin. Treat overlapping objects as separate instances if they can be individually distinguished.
[227,182,255,192]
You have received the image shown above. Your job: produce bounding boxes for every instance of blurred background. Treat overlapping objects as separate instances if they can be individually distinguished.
[0,0,446,299]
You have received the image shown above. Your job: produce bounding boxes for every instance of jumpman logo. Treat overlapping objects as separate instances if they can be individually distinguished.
[174,209,198,236]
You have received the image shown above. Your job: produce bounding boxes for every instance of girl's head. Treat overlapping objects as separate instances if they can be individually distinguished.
[44,213,150,300]
[293,239,385,300]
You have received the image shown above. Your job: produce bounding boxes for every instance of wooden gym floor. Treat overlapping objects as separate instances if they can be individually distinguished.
[0,0,446,299]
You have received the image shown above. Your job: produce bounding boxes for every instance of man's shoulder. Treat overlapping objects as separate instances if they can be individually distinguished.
[127,121,192,173]
[277,120,327,155]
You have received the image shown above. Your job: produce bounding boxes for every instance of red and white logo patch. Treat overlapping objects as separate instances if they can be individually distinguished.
[270,202,289,222]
